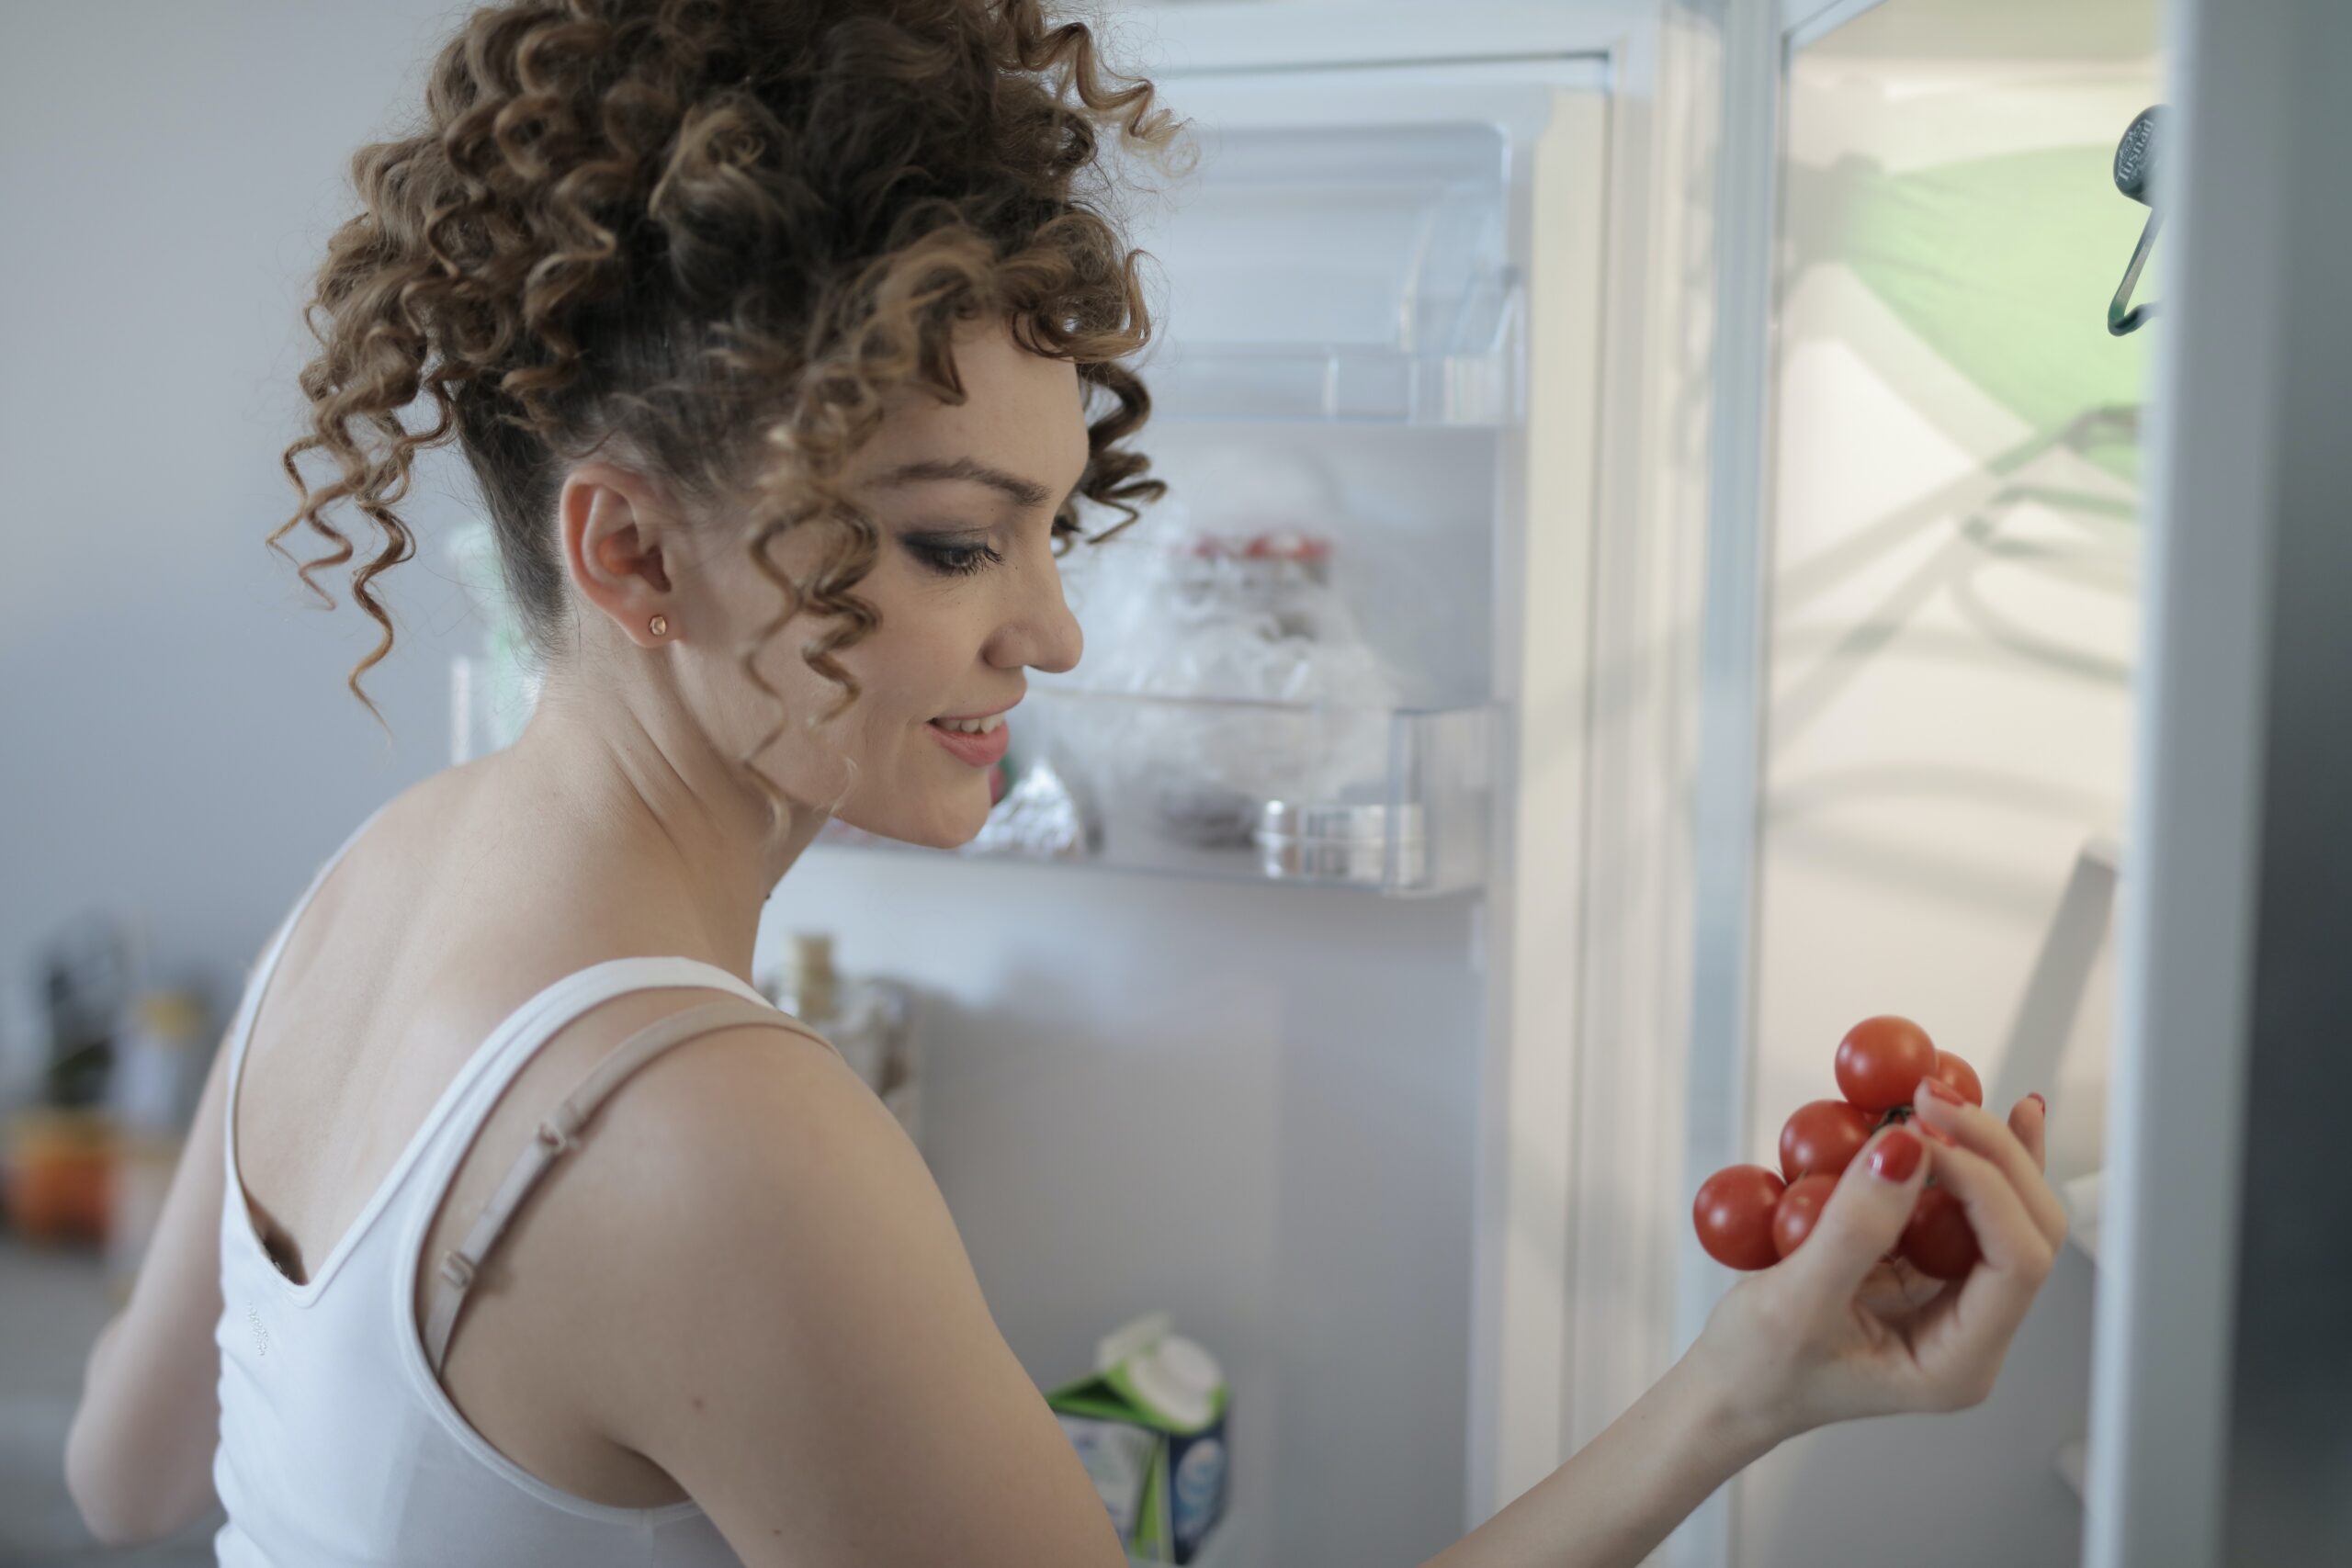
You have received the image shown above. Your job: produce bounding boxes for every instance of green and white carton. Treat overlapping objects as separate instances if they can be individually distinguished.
[1047,1313,1230,1564]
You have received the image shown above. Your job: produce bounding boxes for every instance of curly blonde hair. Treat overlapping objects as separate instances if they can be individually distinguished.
[272,0,1175,810]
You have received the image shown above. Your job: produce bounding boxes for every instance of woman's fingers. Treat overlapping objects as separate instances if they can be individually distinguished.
[1779,1126,1931,1319]
[1854,1269,1948,1323]
[1851,1258,1920,1318]
[1911,1086,2066,1249]
[1928,1137,2054,1279]
[1903,1137,2058,1403]
[2007,1094,2048,1170]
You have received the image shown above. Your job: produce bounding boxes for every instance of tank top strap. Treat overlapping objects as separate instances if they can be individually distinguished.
[220,802,392,1188]
[399,956,840,1372]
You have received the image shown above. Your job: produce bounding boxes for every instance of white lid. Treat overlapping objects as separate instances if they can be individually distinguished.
[1125,1333,1225,1429]
[1094,1310,1172,1371]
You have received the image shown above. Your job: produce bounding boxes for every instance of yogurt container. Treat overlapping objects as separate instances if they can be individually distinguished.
[1047,1313,1230,1563]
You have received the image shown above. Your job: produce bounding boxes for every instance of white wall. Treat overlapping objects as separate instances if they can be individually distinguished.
[0,0,484,1074]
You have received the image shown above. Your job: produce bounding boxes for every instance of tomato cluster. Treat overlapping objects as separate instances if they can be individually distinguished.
[1691,1016,1983,1280]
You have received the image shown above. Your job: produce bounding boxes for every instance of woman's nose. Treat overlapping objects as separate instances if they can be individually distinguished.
[989,551,1082,674]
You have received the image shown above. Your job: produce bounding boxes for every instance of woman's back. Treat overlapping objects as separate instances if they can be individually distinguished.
[216,773,780,1560]
[216,775,1125,1565]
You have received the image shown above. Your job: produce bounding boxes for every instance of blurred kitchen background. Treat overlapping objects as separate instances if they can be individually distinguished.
[4,4,503,1560]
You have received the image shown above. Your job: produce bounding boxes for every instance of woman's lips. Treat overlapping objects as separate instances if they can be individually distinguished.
[926,716,1010,767]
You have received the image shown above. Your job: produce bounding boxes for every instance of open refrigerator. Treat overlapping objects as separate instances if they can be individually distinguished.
[456,10,1627,1562]
[447,2,2323,1564]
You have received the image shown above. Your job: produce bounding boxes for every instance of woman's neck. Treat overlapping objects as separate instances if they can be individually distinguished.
[485,687,829,979]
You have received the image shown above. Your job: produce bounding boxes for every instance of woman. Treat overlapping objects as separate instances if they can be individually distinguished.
[62,2,2064,1563]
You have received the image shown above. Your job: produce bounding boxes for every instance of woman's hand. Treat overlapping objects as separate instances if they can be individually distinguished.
[1419,1085,2061,1568]
[1690,1085,2066,1444]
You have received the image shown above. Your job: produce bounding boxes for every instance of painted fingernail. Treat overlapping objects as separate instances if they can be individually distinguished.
[1871,1128,1923,1181]
[2028,1091,2047,1115]
[1919,1077,1963,1106]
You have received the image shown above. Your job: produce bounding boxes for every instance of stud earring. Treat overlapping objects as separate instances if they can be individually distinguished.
[648,614,669,637]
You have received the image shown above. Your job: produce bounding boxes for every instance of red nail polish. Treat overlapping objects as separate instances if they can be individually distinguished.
[2028,1092,2047,1115]
[1919,1077,1962,1106]
[1871,1128,1923,1181]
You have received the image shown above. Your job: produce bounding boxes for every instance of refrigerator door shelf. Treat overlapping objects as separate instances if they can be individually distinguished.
[2060,1169,2104,1267]
[817,691,1498,897]
[1142,314,1521,426]
[1125,120,1522,426]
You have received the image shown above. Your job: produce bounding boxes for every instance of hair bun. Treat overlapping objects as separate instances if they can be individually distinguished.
[272,0,1179,755]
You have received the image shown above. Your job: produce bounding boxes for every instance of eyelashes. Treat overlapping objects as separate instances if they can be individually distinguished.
[903,533,1005,580]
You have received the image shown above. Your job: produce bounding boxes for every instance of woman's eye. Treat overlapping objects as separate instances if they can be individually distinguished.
[907,536,1003,579]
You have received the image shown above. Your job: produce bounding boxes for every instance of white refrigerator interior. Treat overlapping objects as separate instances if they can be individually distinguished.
[1720,1,2156,1565]
[753,12,1614,1568]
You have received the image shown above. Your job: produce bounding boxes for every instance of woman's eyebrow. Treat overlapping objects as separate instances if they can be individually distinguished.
[872,455,1053,509]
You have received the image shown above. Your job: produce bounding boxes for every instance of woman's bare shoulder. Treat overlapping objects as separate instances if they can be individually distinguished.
[393,978,961,1540]
[419,988,893,1447]
[558,990,874,1178]
[520,986,867,1190]
[513,983,907,1309]
[415,985,865,1323]
[537,1000,1121,1566]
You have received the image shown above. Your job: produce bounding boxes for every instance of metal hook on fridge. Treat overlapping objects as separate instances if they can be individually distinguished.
[2109,107,2163,336]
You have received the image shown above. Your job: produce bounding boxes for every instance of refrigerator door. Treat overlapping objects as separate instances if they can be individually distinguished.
[2085,3,2352,1566]
[1684,0,2163,1565]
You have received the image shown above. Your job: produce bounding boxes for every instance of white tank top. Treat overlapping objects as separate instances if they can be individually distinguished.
[211,806,785,1566]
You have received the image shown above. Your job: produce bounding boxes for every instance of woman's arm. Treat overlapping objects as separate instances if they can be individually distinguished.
[1419,1345,1776,1568]
[566,1024,1132,1568]
[535,1021,2054,1568]
[64,1021,233,1544]
[1420,1088,2062,1568]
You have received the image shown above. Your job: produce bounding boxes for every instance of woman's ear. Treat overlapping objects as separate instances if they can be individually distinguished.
[560,462,680,647]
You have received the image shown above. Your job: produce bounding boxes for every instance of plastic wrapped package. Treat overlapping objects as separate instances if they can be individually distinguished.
[965,757,1092,858]
[1041,468,1409,848]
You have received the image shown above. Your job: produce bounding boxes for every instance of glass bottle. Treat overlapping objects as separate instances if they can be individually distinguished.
[763,932,919,1141]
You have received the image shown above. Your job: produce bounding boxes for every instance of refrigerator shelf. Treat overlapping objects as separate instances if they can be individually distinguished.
[1127,118,1521,427]
[1140,303,1521,425]
[818,689,1498,897]
[2059,1170,2104,1267]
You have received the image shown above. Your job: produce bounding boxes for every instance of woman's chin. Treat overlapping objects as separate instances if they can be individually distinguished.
[834,785,993,851]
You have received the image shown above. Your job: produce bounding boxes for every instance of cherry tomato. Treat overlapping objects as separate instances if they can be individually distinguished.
[1693,1165,1785,1270]
[1897,1183,1980,1280]
[1834,1015,1939,1112]
[1928,1049,1984,1108]
[1772,1173,1838,1259]
[1778,1100,1876,1181]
